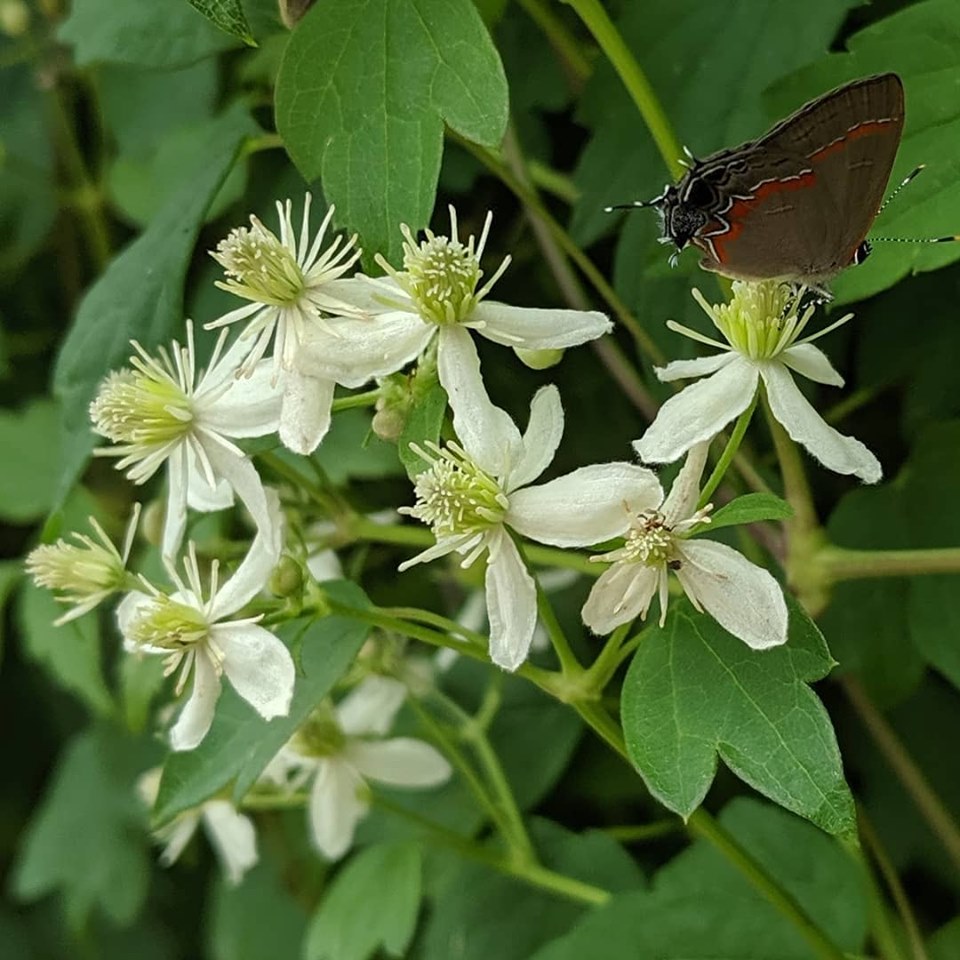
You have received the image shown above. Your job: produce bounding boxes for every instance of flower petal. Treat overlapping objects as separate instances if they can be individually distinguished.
[662,441,710,524]
[676,539,788,649]
[336,675,407,737]
[484,530,537,671]
[347,738,452,787]
[186,444,234,512]
[655,352,735,383]
[507,385,563,491]
[508,463,662,547]
[634,357,759,464]
[158,814,200,867]
[780,343,844,387]
[297,311,433,388]
[436,325,522,477]
[278,369,335,455]
[201,800,258,885]
[581,562,659,635]
[201,361,282,438]
[469,301,612,350]
[210,489,283,618]
[760,362,881,483]
[215,622,295,721]
[162,444,190,559]
[308,758,368,860]
[170,650,222,751]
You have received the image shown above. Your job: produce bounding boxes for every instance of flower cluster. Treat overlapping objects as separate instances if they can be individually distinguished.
[27,193,879,881]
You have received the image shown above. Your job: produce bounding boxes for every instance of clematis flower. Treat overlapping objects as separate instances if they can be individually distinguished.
[294,206,613,445]
[399,382,662,670]
[90,322,281,558]
[582,443,788,649]
[266,676,451,861]
[206,195,374,455]
[138,769,257,885]
[118,492,294,751]
[633,281,881,483]
[26,504,140,624]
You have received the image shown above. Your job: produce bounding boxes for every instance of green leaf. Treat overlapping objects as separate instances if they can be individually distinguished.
[767,0,960,304]
[398,374,447,479]
[529,798,867,960]
[315,408,405,484]
[154,582,370,823]
[207,854,309,960]
[275,0,508,262]
[0,401,60,522]
[58,0,236,68]
[52,104,256,504]
[621,598,855,836]
[707,492,793,532]
[17,580,114,717]
[929,916,960,960]
[422,819,641,960]
[11,727,157,929]
[186,0,255,45]
[120,654,167,734]
[304,843,422,960]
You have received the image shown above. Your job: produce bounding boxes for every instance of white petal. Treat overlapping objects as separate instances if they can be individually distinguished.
[507,385,563,491]
[210,489,283,618]
[508,463,663,547]
[436,326,521,477]
[780,343,845,387]
[306,548,344,582]
[215,622,295,721]
[308,758,368,860]
[484,531,538,671]
[200,361,282,438]
[676,539,788,649]
[201,800,258,885]
[335,675,407,737]
[322,276,406,315]
[662,441,710,524]
[297,311,433,388]
[186,444,234,512]
[469,301,612,350]
[278,369,335,455]
[158,814,201,867]
[634,358,759,464]
[202,445,283,584]
[346,738,452,787]
[760,362,881,483]
[655,351,735,382]
[117,590,152,639]
[581,563,659,635]
[170,650,222,751]
[162,444,190,559]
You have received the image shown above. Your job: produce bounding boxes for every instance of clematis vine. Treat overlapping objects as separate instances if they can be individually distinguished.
[207,195,375,455]
[90,322,281,557]
[265,675,451,861]
[582,443,788,649]
[295,206,613,444]
[633,281,881,483]
[138,769,258,886]
[118,492,293,751]
[399,383,662,670]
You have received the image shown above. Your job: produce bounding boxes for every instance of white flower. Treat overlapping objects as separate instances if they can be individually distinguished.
[138,769,257,885]
[26,504,140,625]
[634,281,881,484]
[399,384,662,670]
[206,195,372,456]
[268,676,451,861]
[294,206,613,445]
[118,492,294,751]
[582,443,788,649]
[90,322,281,558]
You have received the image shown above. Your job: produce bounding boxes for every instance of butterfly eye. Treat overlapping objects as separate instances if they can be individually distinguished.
[683,178,715,209]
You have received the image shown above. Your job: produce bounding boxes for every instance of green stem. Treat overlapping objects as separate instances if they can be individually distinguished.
[818,546,960,581]
[331,389,380,412]
[583,621,633,692]
[257,450,337,513]
[698,393,758,508]
[373,794,610,905]
[842,676,960,875]
[604,820,681,843]
[534,575,583,676]
[562,0,685,179]
[763,396,818,537]
[518,0,592,88]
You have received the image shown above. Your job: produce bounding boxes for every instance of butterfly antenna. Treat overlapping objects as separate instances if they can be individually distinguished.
[604,196,666,214]
[877,164,925,214]
[871,234,960,245]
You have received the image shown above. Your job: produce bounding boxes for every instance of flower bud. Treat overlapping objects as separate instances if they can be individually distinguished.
[371,373,414,443]
[269,555,304,598]
[514,346,564,370]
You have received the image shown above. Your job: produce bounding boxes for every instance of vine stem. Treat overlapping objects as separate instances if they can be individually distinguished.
[841,676,960,875]
[818,546,960,580]
[562,0,685,179]
[698,394,758,509]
